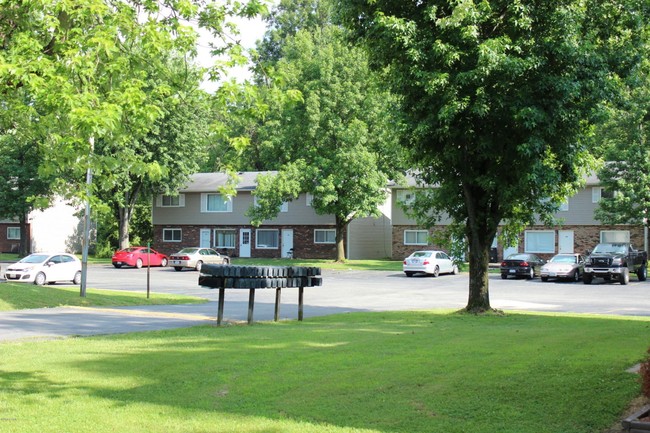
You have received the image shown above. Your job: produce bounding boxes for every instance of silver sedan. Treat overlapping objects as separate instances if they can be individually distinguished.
[540,253,584,282]
[169,248,230,272]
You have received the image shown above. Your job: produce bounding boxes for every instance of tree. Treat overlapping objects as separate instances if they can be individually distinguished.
[594,53,650,231]
[246,22,405,261]
[338,0,649,311]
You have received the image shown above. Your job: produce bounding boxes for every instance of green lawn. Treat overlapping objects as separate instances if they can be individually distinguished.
[1,310,648,433]
[0,282,207,311]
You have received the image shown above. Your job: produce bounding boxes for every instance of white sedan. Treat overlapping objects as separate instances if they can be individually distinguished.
[4,253,82,285]
[403,250,459,277]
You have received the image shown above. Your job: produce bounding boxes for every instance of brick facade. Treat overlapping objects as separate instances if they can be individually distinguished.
[153,224,340,260]
[0,223,28,253]
[392,224,646,261]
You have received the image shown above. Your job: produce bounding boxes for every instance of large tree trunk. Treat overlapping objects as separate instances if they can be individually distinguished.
[335,215,347,262]
[118,207,131,250]
[18,211,30,256]
[463,184,499,312]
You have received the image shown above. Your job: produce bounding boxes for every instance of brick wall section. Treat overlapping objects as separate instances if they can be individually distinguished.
[154,224,340,260]
[392,224,645,261]
[0,223,28,253]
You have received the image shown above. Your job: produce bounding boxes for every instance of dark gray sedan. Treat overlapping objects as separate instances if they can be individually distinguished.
[500,253,546,280]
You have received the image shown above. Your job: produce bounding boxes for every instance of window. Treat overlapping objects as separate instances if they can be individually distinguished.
[306,193,314,207]
[253,196,288,212]
[404,230,429,245]
[214,229,236,248]
[600,230,630,243]
[314,229,336,244]
[7,227,20,240]
[559,200,569,211]
[592,187,615,203]
[396,190,416,205]
[158,194,184,207]
[163,228,182,242]
[201,193,232,212]
[524,231,555,253]
[256,229,279,249]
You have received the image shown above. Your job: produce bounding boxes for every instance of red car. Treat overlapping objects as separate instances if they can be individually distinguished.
[112,247,169,269]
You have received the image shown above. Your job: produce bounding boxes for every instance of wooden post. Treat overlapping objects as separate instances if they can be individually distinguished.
[247,288,255,324]
[274,288,282,321]
[298,286,304,321]
[217,288,225,325]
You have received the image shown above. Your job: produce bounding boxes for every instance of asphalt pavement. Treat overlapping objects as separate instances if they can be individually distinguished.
[1,264,649,342]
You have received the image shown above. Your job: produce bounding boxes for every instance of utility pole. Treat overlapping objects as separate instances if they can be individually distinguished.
[80,136,94,297]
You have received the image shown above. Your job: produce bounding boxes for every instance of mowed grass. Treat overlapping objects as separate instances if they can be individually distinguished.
[0,282,207,311]
[1,311,649,433]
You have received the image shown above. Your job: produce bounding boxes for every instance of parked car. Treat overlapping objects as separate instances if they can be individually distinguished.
[500,253,546,279]
[540,253,584,282]
[403,250,459,277]
[112,247,168,269]
[169,247,231,272]
[4,253,81,285]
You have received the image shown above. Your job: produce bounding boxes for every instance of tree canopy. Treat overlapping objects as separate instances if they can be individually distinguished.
[338,0,650,311]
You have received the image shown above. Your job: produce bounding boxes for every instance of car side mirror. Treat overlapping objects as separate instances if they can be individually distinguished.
[47,261,55,267]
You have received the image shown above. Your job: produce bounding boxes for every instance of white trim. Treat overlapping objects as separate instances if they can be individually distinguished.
[162,228,182,242]
[524,230,555,253]
[404,230,428,245]
[255,229,279,249]
[201,193,232,213]
[314,229,336,244]
[158,194,185,207]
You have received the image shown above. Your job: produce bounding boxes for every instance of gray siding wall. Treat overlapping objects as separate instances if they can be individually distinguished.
[153,192,334,226]
[347,214,392,260]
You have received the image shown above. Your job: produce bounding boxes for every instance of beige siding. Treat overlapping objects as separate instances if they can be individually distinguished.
[347,196,392,259]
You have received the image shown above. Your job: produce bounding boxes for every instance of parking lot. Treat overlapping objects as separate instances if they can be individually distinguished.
[82,264,650,317]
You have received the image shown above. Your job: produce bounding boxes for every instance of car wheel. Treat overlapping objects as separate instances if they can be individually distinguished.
[501,274,507,279]
[432,266,440,277]
[195,261,203,272]
[637,265,647,282]
[619,269,629,285]
[452,265,459,275]
[174,267,183,272]
[223,258,230,265]
[73,271,82,285]
[527,268,534,280]
[113,263,122,269]
[573,270,580,282]
[405,272,414,278]
[583,274,593,284]
[34,272,47,286]
[161,258,168,267]
[541,276,548,282]
[135,258,143,269]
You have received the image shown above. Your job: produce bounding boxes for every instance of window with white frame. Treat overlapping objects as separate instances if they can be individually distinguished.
[256,229,279,249]
[306,193,314,207]
[592,187,615,203]
[253,196,288,212]
[7,227,20,240]
[559,199,569,211]
[396,190,416,205]
[404,230,429,245]
[163,228,182,242]
[314,229,336,244]
[158,194,185,207]
[201,193,232,212]
[214,229,236,248]
[600,230,630,243]
[524,230,555,253]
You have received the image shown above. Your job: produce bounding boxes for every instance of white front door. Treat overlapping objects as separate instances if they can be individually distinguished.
[558,230,574,253]
[239,229,251,258]
[200,229,211,248]
[281,229,294,258]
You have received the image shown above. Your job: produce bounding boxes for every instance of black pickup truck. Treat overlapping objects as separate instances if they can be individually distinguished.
[583,242,648,285]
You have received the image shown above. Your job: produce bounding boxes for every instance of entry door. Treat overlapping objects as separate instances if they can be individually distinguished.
[558,230,574,253]
[281,229,294,258]
[200,229,211,248]
[239,229,251,258]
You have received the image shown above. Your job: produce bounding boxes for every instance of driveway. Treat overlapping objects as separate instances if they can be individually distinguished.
[0,265,648,341]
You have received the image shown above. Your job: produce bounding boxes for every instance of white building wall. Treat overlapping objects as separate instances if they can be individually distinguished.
[29,199,82,253]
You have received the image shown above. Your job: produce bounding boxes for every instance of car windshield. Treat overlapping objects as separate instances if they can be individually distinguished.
[19,254,50,264]
[177,248,199,254]
[550,255,576,264]
[411,252,433,258]
[506,254,529,260]
[593,244,628,254]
